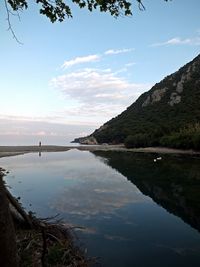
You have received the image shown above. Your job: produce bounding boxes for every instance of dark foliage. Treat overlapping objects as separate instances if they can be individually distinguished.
[124,133,149,148]
[160,124,200,150]
[6,0,169,22]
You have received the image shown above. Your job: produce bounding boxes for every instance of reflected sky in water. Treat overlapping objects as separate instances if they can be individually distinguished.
[1,150,200,267]
[0,150,149,217]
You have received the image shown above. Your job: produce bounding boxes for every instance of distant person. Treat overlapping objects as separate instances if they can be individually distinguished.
[39,141,41,147]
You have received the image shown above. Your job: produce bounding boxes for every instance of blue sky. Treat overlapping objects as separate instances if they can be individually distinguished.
[0,0,200,145]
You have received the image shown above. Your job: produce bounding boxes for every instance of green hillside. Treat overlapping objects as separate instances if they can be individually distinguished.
[75,54,200,149]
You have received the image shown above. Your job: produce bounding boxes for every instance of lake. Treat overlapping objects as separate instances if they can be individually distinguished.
[1,150,200,267]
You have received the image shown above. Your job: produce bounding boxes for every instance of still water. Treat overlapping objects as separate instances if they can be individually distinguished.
[1,150,200,267]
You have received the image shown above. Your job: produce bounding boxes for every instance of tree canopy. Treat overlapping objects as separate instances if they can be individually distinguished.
[5,0,169,23]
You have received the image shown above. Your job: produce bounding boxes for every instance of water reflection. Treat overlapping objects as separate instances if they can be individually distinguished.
[0,150,149,218]
[1,150,200,267]
[52,153,148,216]
[92,151,200,232]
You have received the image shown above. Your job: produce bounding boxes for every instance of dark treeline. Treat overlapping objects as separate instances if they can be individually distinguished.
[125,123,200,150]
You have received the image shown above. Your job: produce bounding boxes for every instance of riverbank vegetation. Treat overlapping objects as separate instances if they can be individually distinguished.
[160,123,200,150]
[124,123,200,150]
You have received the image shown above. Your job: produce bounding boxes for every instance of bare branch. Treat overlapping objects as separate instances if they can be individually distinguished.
[137,0,145,11]
[4,0,23,44]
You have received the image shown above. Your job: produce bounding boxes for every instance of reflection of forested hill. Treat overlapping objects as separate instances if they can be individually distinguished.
[92,151,200,232]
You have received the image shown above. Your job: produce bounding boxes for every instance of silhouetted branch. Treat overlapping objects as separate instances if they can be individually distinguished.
[5,186,33,228]
[4,0,23,44]
[137,0,145,10]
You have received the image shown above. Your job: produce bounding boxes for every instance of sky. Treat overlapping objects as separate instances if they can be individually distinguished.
[0,0,200,145]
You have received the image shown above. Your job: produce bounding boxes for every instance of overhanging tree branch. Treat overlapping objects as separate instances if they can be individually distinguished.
[3,0,171,43]
[4,0,23,44]
[5,0,171,22]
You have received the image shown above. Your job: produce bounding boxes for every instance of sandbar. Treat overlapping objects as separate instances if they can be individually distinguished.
[0,145,200,159]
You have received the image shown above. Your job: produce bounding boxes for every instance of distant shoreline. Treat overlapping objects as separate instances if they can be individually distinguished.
[0,145,200,158]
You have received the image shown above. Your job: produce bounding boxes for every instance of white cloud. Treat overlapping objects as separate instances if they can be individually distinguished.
[125,62,136,67]
[61,48,135,69]
[51,68,151,122]
[53,49,148,126]
[62,103,125,120]
[61,54,100,69]
[151,36,200,47]
[36,131,46,136]
[104,48,134,55]
[51,68,148,105]
[0,114,99,127]
[0,117,97,145]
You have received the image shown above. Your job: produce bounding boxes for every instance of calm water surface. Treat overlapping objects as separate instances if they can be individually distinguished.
[1,150,200,267]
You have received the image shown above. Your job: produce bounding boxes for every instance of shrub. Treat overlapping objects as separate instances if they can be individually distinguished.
[124,133,149,148]
[160,123,200,150]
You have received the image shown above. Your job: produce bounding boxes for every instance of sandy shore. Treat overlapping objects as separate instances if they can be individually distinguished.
[0,145,200,158]
[0,145,71,158]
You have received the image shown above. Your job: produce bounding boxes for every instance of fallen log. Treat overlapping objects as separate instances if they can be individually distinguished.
[0,175,18,267]
[5,186,33,228]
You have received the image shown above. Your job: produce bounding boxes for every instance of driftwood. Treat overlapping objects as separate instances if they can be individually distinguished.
[0,176,18,267]
[5,186,33,228]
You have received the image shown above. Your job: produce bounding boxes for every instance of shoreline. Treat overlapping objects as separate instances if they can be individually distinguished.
[0,145,200,158]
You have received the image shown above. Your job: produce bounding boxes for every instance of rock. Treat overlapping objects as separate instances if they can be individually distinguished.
[142,95,151,107]
[72,136,98,145]
[142,87,167,107]
[176,80,184,93]
[79,136,98,145]
[151,88,167,103]
[168,92,181,106]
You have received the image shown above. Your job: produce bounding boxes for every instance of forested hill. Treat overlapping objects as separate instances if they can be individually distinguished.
[74,54,200,149]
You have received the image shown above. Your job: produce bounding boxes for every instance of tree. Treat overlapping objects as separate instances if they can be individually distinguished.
[0,175,18,267]
[5,0,170,23]
[4,0,170,43]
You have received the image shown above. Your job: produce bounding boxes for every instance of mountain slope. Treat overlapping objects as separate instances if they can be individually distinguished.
[74,54,200,149]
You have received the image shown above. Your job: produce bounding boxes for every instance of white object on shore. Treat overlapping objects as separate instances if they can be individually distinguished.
[153,157,162,162]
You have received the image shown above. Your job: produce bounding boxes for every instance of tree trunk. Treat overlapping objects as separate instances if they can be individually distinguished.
[0,177,18,267]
